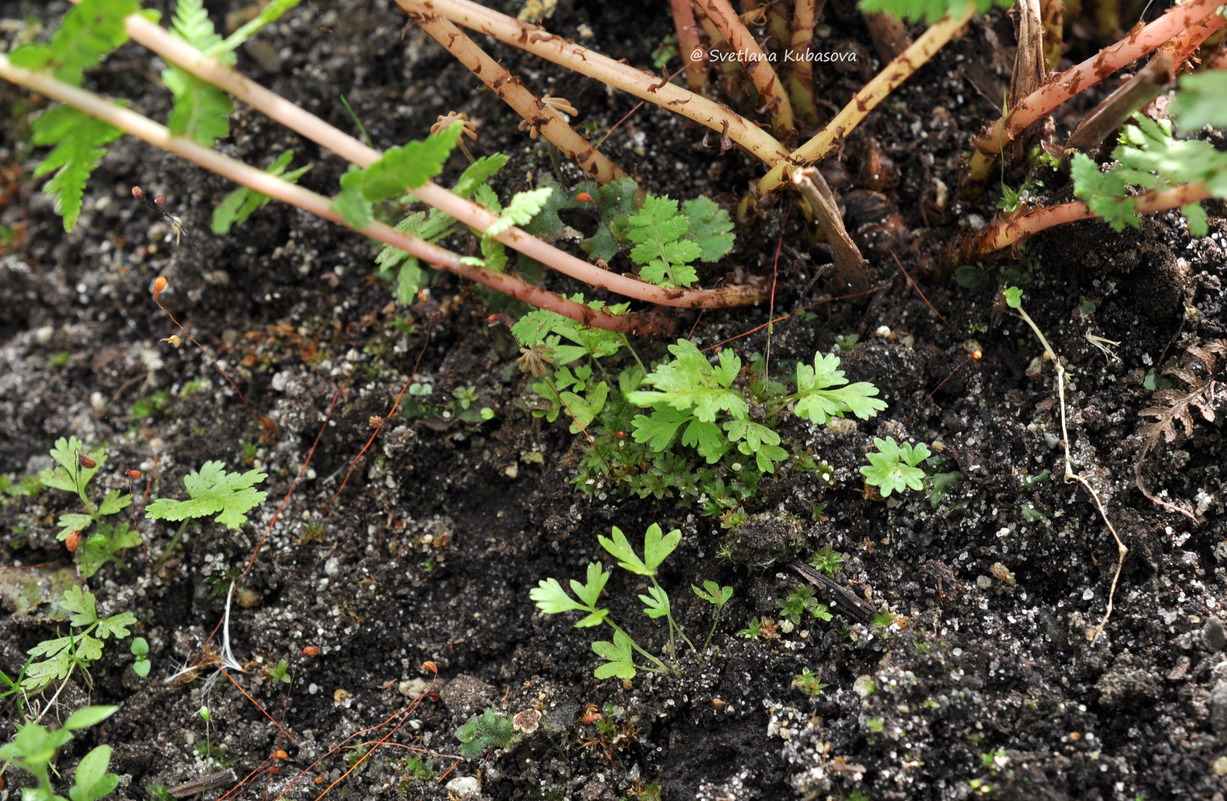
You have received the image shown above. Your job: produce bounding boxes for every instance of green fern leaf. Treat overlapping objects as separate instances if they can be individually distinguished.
[9,0,139,86]
[31,106,124,232]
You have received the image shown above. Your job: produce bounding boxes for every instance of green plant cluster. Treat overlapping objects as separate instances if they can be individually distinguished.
[513,316,887,519]
[1072,101,1227,237]
[42,437,138,579]
[455,708,519,759]
[0,705,121,801]
[530,523,732,680]
[21,587,136,692]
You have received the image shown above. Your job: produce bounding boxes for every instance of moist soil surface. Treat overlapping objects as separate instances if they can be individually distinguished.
[3,2,1227,800]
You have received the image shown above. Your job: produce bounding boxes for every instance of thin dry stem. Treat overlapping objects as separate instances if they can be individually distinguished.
[758,4,976,194]
[398,0,792,166]
[968,0,1227,182]
[411,12,625,183]
[95,9,765,314]
[697,0,795,134]
[1065,51,1175,154]
[1014,306,1126,643]
[791,167,868,292]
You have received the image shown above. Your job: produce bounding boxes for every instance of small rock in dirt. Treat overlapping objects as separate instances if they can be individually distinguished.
[1203,618,1226,652]
[445,775,481,797]
[440,674,498,715]
[1210,680,1227,738]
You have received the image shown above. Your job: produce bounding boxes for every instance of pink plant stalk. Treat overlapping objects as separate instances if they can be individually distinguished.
[952,181,1212,262]
[0,54,671,334]
[968,0,1226,181]
[410,11,625,184]
[696,0,795,134]
[396,0,792,167]
[758,4,976,194]
[78,7,766,316]
[668,0,708,94]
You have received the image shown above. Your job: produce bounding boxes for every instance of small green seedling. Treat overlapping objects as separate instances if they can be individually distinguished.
[22,586,136,692]
[145,461,268,559]
[629,344,887,475]
[691,580,733,653]
[530,523,732,680]
[0,705,120,801]
[791,667,827,697]
[860,437,932,497]
[455,708,519,759]
[777,586,833,626]
[212,150,310,234]
[808,546,844,577]
[129,637,151,678]
[42,437,138,578]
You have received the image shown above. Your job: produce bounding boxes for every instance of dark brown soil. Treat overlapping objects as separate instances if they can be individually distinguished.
[3,2,1227,800]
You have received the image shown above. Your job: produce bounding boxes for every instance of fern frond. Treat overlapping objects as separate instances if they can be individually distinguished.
[9,0,139,85]
[31,106,124,231]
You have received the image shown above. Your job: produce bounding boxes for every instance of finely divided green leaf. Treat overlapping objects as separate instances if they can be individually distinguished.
[794,352,887,424]
[628,340,747,423]
[31,106,124,231]
[627,195,701,287]
[860,437,931,497]
[1173,72,1227,131]
[212,151,309,234]
[486,187,553,237]
[362,121,463,200]
[682,196,735,261]
[10,0,139,85]
[857,0,1011,24]
[144,461,267,529]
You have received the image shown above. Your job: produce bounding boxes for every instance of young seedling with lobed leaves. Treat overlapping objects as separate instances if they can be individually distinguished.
[145,461,268,561]
[41,437,140,579]
[530,523,732,680]
[0,705,121,801]
[21,587,137,693]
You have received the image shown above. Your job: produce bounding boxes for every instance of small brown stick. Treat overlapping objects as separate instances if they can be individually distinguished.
[862,10,912,62]
[967,0,1227,182]
[791,166,868,292]
[411,12,625,184]
[669,0,708,93]
[950,180,1211,263]
[397,0,792,167]
[697,0,795,135]
[758,4,976,194]
[889,249,946,324]
[1065,51,1175,154]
